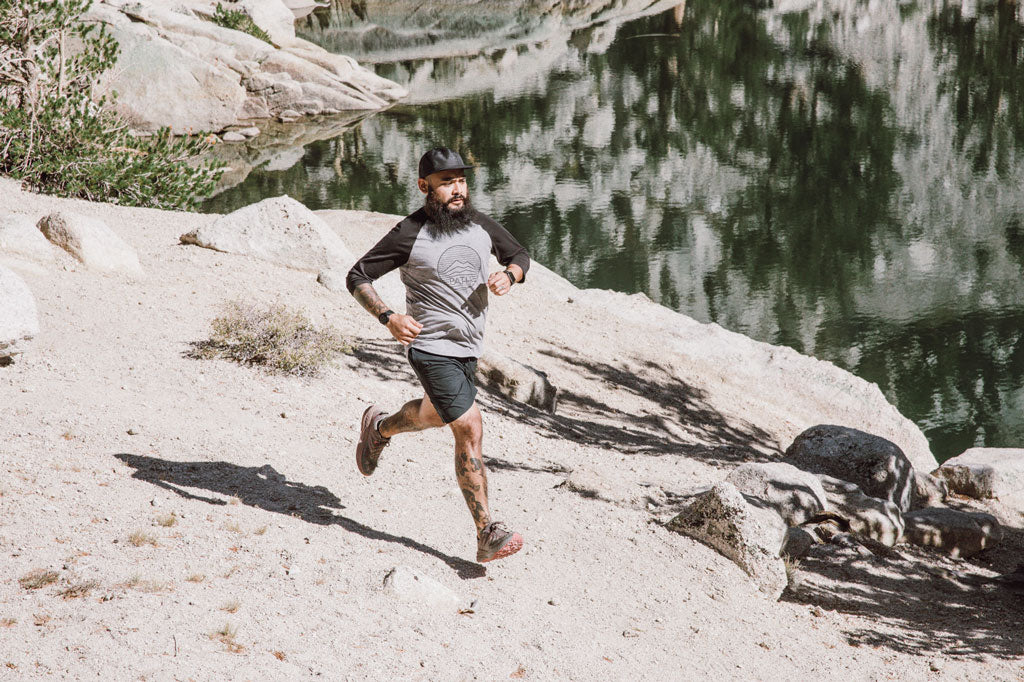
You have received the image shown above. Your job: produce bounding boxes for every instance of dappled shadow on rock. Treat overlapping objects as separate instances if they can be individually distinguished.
[782,525,1024,659]
[478,344,774,466]
[114,453,484,579]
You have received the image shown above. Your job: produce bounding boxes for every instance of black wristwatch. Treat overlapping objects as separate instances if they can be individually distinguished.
[504,270,515,286]
[378,310,395,325]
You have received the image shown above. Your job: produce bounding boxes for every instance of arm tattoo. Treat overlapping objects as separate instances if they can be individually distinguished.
[352,283,391,318]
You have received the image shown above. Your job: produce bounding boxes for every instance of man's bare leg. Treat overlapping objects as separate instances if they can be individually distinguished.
[378,394,444,438]
[448,403,491,532]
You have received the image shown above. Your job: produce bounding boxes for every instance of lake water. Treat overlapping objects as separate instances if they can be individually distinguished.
[202,0,1024,462]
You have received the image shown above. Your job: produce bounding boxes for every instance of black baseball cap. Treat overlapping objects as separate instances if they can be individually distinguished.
[418,147,474,179]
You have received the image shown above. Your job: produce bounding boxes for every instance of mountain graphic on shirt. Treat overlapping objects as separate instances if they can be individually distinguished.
[437,245,483,288]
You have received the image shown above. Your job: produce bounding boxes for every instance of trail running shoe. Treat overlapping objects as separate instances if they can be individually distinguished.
[356,405,390,476]
[476,522,523,563]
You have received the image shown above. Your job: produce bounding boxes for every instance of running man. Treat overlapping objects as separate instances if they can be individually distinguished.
[345,147,530,563]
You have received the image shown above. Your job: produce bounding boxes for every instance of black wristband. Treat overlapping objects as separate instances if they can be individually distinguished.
[504,270,515,286]
[378,310,394,325]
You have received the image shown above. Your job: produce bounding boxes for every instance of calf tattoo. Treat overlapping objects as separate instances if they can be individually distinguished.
[456,450,490,529]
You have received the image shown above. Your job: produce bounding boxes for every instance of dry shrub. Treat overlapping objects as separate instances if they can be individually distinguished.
[155,513,178,528]
[1,618,16,627]
[121,575,173,593]
[58,579,99,600]
[273,651,286,661]
[128,530,158,547]
[186,573,206,583]
[189,301,352,376]
[211,622,245,653]
[220,599,241,614]
[19,569,58,590]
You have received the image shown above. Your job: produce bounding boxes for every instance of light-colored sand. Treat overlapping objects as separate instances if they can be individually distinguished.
[0,180,1020,680]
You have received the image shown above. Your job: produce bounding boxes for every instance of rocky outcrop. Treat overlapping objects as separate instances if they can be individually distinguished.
[476,350,557,413]
[667,482,788,599]
[903,508,1002,558]
[86,0,405,134]
[37,212,143,277]
[724,462,828,527]
[0,265,39,362]
[785,425,915,512]
[0,215,60,265]
[181,195,353,271]
[816,475,904,546]
[936,448,1024,508]
[911,471,947,510]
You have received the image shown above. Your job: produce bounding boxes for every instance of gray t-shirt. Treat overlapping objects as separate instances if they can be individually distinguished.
[346,208,530,358]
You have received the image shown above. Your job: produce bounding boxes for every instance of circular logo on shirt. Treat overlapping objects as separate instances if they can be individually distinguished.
[437,245,482,289]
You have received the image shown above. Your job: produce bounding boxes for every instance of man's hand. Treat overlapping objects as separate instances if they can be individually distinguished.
[386,313,423,345]
[488,270,513,296]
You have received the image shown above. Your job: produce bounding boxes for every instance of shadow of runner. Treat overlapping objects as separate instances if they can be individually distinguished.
[114,453,485,580]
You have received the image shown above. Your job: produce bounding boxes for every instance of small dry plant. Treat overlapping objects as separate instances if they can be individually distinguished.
[155,513,178,528]
[223,521,243,534]
[273,650,286,661]
[19,569,59,590]
[127,529,158,547]
[1,618,16,627]
[211,622,245,653]
[220,598,241,614]
[58,580,100,600]
[254,525,268,536]
[186,573,206,583]
[189,301,352,376]
[121,575,173,593]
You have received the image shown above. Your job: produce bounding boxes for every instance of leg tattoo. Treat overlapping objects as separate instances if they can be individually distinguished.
[455,450,491,531]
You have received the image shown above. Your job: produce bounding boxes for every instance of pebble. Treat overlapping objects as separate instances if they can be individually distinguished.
[930,660,943,672]
[222,131,246,143]
[127,428,139,435]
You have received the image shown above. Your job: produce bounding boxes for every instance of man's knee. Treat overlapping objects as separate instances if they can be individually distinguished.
[448,404,481,441]
[416,396,446,428]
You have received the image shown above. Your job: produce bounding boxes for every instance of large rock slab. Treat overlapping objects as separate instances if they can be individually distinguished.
[817,475,904,546]
[667,482,788,599]
[476,350,558,412]
[37,212,143,277]
[181,195,353,271]
[0,214,60,265]
[381,566,462,613]
[903,508,1002,558]
[785,425,914,512]
[0,265,39,361]
[936,448,1024,507]
[725,462,828,527]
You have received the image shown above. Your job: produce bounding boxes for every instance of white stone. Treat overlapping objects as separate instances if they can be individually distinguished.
[0,214,60,265]
[903,508,1002,558]
[476,350,557,412]
[667,482,788,599]
[180,195,353,271]
[37,212,143,277]
[381,566,461,613]
[725,462,828,526]
[222,131,247,142]
[0,265,39,359]
[937,448,1024,503]
[237,126,261,138]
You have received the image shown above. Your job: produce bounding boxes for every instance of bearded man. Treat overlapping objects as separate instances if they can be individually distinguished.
[345,147,530,563]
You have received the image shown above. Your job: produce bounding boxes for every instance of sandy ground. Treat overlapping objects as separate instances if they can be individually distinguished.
[1,182,1022,681]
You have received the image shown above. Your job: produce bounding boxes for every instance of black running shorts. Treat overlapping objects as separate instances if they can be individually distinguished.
[407,347,478,424]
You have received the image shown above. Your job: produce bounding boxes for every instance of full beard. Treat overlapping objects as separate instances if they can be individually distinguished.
[425,190,477,238]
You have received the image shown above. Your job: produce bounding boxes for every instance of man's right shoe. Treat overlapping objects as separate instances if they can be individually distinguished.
[476,521,523,563]
[356,405,390,476]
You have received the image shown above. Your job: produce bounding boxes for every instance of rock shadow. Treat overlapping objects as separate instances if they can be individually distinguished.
[782,523,1024,659]
[481,344,775,465]
[113,453,485,579]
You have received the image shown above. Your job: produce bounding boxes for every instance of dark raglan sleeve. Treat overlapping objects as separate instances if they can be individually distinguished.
[345,212,423,294]
[478,214,531,282]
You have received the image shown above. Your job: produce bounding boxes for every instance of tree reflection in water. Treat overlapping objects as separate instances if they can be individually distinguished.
[204,0,1024,461]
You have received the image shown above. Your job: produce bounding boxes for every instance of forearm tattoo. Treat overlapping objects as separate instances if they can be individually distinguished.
[352,282,391,317]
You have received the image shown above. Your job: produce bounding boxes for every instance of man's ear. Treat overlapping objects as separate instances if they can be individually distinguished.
[417,178,429,194]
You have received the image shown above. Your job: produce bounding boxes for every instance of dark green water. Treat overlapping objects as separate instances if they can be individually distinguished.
[203,0,1024,462]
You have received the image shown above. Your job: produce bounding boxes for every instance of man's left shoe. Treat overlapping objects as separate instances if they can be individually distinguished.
[356,405,390,476]
[476,521,523,563]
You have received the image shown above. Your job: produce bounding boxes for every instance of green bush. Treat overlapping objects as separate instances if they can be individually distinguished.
[190,301,353,376]
[211,2,273,44]
[0,0,223,209]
